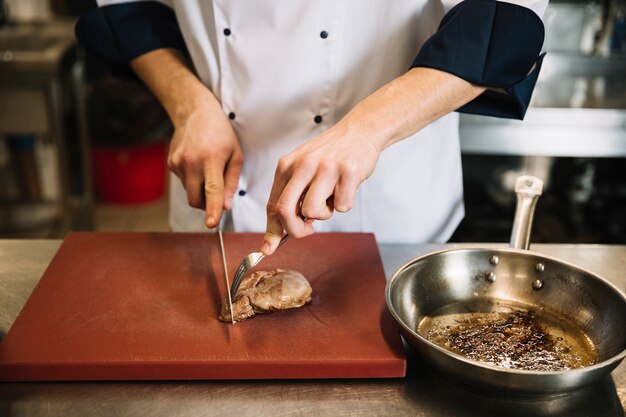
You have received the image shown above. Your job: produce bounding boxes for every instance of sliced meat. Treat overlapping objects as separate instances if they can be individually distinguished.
[219,269,312,322]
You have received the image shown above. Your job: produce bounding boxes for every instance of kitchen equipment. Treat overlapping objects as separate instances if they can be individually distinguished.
[386,176,626,394]
[90,141,167,204]
[217,223,234,325]
[0,19,93,236]
[0,232,405,381]
[229,233,290,299]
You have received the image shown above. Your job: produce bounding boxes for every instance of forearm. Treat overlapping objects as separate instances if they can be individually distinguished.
[130,48,220,126]
[336,67,486,152]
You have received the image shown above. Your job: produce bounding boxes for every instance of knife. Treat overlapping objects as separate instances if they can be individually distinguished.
[217,219,235,325]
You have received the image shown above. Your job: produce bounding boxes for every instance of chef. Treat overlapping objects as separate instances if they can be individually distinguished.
[76,0,547,255]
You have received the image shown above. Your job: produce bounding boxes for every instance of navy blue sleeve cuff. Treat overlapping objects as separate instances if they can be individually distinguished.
[75,1,187,81]
[411,0,545,119]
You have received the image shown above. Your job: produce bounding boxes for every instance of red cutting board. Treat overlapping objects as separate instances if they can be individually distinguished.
[0,232,406,381]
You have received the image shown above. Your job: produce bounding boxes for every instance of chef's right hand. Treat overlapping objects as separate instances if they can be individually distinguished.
[129,48,243,229]
[168,100,243,229]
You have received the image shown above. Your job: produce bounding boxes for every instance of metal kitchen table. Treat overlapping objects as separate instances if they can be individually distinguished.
[0,239,625,417]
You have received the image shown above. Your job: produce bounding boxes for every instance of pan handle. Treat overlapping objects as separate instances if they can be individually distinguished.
[510,175,544,250]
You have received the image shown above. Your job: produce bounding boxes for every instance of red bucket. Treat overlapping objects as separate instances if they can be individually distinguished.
[91,141,168,204]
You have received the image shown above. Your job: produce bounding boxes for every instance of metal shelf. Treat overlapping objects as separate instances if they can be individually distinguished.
[460,108,626,157]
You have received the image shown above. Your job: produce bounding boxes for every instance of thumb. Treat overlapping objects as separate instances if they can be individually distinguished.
[262,214,284,256]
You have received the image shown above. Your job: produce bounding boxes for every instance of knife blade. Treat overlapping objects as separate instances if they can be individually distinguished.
[217,221,235,325]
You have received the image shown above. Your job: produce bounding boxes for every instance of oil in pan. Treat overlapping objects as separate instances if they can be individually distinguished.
[417,300,598,372]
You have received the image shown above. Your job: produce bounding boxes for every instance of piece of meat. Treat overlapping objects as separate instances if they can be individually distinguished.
[219,269,312,322]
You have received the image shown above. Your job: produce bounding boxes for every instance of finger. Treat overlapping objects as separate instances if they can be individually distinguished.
[301,174,336,221]
[223,150,243,211]
[203,161,225,228]
[263,163,312,255]
[333,174,359,213]
[262,213,284,256]
[275,174,315,237]
[168,151,185,185]
[184,170,205,210]
[262,165,290,255]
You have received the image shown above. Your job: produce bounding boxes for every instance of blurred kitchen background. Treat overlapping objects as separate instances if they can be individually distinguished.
[0,0,624,243]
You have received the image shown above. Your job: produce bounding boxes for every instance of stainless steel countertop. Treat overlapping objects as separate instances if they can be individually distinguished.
[1,239,625,417]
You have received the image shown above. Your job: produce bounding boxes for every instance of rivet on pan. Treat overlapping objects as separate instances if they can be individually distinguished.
[485,272,496,283]
[535,263,545,272]
[532,279,544,290]
[489,255,499,265]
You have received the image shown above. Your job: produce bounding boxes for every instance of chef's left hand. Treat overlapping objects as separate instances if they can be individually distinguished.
[262,123,381,255]
[261,67,486,255]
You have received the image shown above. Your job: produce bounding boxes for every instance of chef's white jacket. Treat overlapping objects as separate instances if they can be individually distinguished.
[78,0,548,243]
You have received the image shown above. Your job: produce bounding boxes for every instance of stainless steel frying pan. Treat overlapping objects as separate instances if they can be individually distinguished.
[386,176,626,394]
